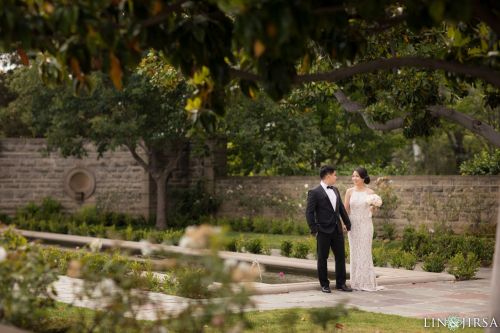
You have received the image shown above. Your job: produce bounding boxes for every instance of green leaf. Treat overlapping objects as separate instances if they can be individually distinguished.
[239,79,259,99]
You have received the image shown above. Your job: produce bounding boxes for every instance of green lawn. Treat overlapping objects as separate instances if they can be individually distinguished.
[34,303,484,333]
[226,231,310,249]
[243,308,484,333]
[226,231,402,250]
[40,302,91,332]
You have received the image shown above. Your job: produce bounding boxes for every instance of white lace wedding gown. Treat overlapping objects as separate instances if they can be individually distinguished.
[348,190,384,291]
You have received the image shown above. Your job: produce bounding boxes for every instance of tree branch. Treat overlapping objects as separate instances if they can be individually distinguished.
[333,90,500,147]
[295,57,500,89]
[312,5,347,15]
[229,55,500,145]
[138,141,149,156]
[229,57,500,89]
[333,91,405,130]
[428,105,500,147]
[162,142,186,179]
[126,144,151,172]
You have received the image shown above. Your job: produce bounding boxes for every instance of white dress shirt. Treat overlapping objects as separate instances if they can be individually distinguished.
[320,181,336,211]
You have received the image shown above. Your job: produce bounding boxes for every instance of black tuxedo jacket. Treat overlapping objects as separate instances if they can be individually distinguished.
[305,185,352,235]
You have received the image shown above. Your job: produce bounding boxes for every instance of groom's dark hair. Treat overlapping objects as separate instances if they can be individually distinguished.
[319,165,336,179]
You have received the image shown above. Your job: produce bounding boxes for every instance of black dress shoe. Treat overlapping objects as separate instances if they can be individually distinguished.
[321,286,332,293]
[336,284,353,292]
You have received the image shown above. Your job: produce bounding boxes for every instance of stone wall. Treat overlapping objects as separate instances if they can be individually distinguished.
[0,138,226,217]
[215,176,500,232]
[0,138,150,216]
[2,137,498,233]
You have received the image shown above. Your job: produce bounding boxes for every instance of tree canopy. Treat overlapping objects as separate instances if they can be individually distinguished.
[0,51,192,229]
[1,1,499,145]
[222,82,405,175]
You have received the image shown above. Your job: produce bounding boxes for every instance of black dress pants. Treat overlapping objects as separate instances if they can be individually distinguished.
[316,230,347,288]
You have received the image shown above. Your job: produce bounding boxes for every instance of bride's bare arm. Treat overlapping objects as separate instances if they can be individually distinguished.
[367,188,377,213]
[344,188,352,214]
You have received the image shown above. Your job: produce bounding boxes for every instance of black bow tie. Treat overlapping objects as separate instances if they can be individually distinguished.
[327,186,334,190]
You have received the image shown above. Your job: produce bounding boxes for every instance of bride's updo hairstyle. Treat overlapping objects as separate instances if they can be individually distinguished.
[355,167,371,184]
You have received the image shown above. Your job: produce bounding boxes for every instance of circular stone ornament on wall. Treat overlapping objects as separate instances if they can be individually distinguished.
[64,167,96,202]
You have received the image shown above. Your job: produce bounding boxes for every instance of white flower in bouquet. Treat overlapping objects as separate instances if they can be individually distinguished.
[366,194,383,207]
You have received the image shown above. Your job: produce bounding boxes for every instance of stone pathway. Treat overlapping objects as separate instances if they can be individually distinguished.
[52,268,493,321]
[251,268,493,319]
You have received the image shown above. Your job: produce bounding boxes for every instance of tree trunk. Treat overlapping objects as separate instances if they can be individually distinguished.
[486,209,500,333]
[445,130,467,171]
[154,174,168,230]
[151,144,185,230]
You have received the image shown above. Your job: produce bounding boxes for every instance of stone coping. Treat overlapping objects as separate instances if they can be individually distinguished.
[17,229,456,295]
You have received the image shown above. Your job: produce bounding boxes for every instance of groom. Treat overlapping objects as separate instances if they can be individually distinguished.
[306,165,352,293]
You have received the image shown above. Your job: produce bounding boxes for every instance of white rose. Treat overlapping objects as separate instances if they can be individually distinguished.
[366,194,383,207]
[89,239,103,252]
[139,240,154,256]
[179,235,197,249]
[94,278,118,298]
[223,258,238,272]
[0,246,7,262]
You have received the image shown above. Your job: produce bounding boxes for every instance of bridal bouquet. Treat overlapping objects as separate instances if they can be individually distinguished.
[366,194,383,207]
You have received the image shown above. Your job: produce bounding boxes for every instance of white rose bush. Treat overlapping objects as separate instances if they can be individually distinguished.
[0,225,255,332]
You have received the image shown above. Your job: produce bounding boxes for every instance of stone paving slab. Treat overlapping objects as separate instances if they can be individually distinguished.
[249,270,494,320]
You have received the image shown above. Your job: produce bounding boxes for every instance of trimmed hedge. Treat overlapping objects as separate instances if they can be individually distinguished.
[401,225,495,266]
[204,216,309,236]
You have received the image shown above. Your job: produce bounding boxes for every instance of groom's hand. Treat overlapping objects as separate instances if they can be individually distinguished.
[342,225,347,233]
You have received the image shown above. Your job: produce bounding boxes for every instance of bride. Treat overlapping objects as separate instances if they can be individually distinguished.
[344,167,384,291]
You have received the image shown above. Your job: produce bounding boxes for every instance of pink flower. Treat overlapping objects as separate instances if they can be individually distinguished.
[279,272,285,279]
